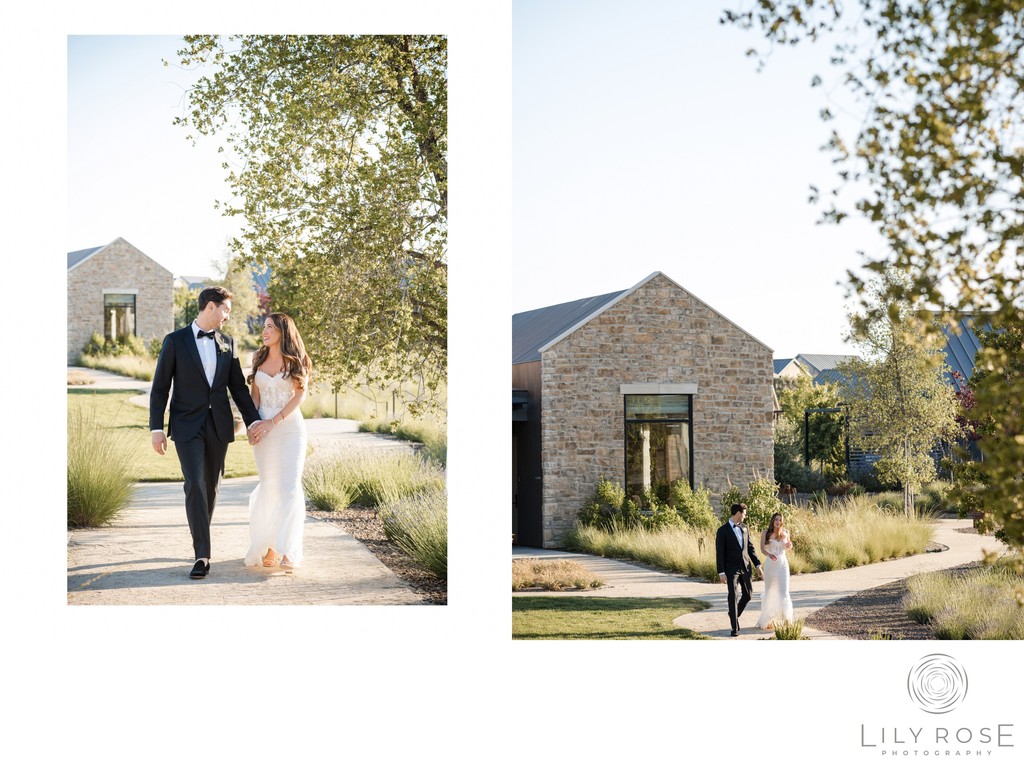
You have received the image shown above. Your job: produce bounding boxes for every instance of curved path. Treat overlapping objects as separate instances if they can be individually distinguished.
[512,518,1006,639]
[67,366,426,605]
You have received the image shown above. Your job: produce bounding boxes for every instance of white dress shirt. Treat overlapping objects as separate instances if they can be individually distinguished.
[192,321,217,388]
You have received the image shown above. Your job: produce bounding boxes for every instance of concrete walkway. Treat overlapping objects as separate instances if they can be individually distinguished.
[512,518,1006,639]
[67,366,428,605]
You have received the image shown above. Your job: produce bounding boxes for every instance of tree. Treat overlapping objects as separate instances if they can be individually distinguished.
[214,252,260,346]
[171,35,447,408]
[776,374,846,475]
[173,284,199,330]
[839,279,962,516]
[724,0,1024,538]
[951,320,1024,555]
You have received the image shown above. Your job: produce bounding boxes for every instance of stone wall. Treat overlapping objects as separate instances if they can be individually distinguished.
[67,238,173,362]
[539,273,774,547]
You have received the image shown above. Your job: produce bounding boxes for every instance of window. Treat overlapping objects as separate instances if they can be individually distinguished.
[624,393,692,502]
[104,293,136,340]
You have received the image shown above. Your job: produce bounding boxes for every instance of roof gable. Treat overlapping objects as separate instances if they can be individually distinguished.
[513,290,625,364]
[67,237,172,276]
[67,245,104,270]
[513,271,773,364]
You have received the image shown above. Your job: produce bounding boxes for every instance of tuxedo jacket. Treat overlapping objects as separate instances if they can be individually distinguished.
[716,520,762,576]
[149,325,260,444]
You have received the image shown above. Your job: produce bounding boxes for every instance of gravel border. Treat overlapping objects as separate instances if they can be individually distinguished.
[805,563,982,639]
[307,502,447,605]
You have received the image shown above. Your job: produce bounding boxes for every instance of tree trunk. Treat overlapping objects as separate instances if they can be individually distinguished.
[904,438,913,518]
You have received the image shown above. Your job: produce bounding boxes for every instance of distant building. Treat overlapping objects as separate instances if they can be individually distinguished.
[512,271,774,548]
[67,237,173,363]
[174,275,213,292]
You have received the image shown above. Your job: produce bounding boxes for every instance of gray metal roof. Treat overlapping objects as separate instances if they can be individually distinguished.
[773,358,794,375]
[512,290,626,364]
[795,353,858,375]
[67,246,104,270]
[940,314,995,390]
[813,368,854,387]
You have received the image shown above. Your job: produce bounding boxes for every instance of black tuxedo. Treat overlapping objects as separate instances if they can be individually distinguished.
[716,519,762,632]
[150,324,260,560]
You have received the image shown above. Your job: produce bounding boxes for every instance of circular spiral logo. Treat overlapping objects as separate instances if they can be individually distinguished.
[907,654,968,714]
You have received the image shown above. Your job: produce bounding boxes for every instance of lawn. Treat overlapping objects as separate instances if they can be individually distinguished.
[68,389,258,481]
[512,596,709,639]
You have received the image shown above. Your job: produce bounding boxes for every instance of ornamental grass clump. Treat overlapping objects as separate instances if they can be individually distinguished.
[67,406,136,527]
[379,486,447,578]
[512,558,604,591]
[903,561,1024,640]
[773,619,805,640]
[565,522,719,582]
[303,449,445,511]
[785,496,933,575]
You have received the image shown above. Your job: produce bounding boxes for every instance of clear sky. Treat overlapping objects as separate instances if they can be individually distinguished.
[68,35,242,279]
[512,0,887,359]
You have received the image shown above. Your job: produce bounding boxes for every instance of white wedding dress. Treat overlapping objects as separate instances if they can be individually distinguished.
[757,537,794,628]
[244,371,307,568]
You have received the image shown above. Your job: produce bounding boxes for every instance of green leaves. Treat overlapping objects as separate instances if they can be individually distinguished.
[174,35,447,410]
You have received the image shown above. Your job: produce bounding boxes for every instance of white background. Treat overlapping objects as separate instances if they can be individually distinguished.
[7,1,1020,764]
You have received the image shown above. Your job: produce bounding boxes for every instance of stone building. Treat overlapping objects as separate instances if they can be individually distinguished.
[512,271,775,548]
[67,237,173,362]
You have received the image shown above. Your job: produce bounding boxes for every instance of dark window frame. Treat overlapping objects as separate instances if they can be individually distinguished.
[103,293,137,341]
[623,393,695,498]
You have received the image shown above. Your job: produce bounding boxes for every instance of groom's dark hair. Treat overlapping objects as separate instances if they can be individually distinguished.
[730,503,747,517]
[198,286,234,311]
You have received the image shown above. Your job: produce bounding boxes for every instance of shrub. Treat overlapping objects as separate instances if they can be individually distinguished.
[718,485,745,520]
[718,477,788,532]
[668,480,718,530]
[775,457,827,493]
[849,462,897,492]
[82,332,153,359]
[67,406,136,527]
[578,477,627,529]
[825,480,863,497]
[379,485,447,578]
[578,478,696,532]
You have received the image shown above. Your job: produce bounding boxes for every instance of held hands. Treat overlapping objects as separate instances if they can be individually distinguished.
[247,418,276,444]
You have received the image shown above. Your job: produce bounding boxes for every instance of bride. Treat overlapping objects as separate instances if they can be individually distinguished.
[243,313,313,571]
[756,512,794,630]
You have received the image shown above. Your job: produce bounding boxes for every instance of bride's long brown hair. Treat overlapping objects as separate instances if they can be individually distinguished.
[763,512,785,546]
[247,312,312,389]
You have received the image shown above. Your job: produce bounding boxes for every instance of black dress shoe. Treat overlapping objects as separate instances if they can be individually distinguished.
[189,560,210,579]
[731,629,740,637]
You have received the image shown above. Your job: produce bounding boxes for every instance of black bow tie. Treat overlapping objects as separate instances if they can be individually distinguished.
[197,330,216,339]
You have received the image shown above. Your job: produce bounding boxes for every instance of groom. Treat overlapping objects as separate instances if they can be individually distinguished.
[716,503,763,636]
[150,286,263,579]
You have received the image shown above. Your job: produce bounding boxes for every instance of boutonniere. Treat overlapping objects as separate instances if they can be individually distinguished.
[216,339,229,355]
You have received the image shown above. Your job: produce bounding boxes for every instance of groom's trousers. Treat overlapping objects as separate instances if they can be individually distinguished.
[174,410,230,560]
[726,569,753,632]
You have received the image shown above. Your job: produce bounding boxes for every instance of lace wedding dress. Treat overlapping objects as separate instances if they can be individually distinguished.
[757,537,793,628]
[244,371,307,568]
